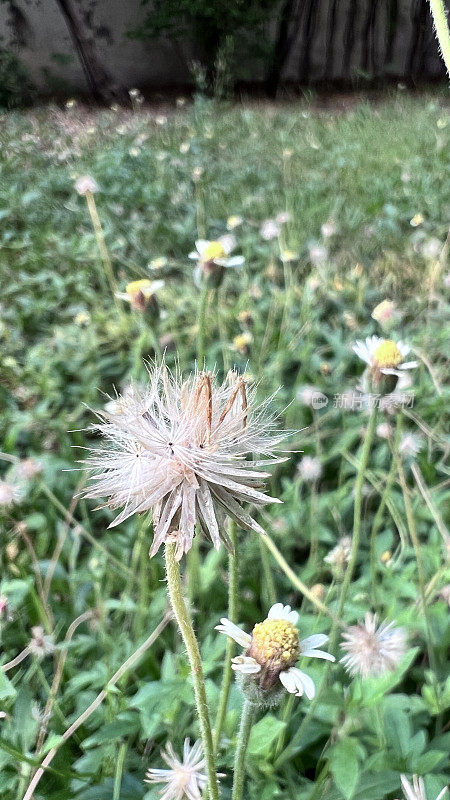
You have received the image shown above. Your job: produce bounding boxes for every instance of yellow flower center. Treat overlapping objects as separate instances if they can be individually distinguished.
[249,618,299,669]
[202,241,226,262]
[126,279,153,296]
[373,340,402,369]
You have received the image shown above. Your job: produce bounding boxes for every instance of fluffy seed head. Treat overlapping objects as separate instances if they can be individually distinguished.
[340,612,407,678]
[144,738,214,799]
[298,456,322,482]
[84,361,285,560]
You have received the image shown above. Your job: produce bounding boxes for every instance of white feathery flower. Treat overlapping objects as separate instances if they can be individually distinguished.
[145,738,221,800]
[215,602,334,699]
[377,422,393,439]
[340,612,407,678]
[399,432,423,459]
[0,480,22,507]
[353,336,417,379]
[401,774,448,800]
[84,362,285,560]
[260,219,280,240]
[74,175,99,195]
[28,626,54,659]
[297,456,322,483]
[324,536,352,569]
[188,236,244,269]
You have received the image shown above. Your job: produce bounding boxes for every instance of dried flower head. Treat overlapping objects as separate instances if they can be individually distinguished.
[28,626,54,659]
[216,603,334,701]
[324,537,352,570]
[297,456,322,483]
[145,738,220,799]
[0,480,22,507]
[340,613,407,678]
[377,422,393,439]
[401,774,448,800]
[74,175,99,196]
[84,363,285,560]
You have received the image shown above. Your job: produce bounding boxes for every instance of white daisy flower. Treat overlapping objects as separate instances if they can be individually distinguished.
[401,774,448,800]
[215,602,334,699]
[340,612,407,678]
[353,336,417,376]
[84,363,285,560]
[145,738,221,800]
[188,235,244,270]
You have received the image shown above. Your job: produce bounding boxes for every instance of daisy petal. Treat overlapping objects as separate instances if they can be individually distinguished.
[215,618,251,648]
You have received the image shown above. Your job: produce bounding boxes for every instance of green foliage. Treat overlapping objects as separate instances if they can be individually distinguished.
[0,92,449,799]
[0,46,33,108]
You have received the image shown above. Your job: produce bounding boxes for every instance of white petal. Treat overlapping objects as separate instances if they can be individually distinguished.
[300,634,329,650]
[300,648,335,661]
[399,360,418,370]
[268,603,298,624]
[279,669,297,694]
[353,341,371,364]
[435,788,449,800]
[397,341,410,357]
[286,667,316,699]
[401,776,417,800]
[188,251,199,260]
[223,255,245,268]
[215,618,251,648]
[195,239,209,255]
[218,233,236,254]
[231,656,261,674]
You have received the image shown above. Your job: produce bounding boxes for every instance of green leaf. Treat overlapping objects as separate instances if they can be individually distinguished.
[248,715,286,757]
[329,738,360,800]
[0,672,16,701]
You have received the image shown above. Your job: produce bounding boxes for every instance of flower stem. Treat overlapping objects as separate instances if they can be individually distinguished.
[164,544,219,800]
[391,416,438,685]
[84,191,119,308]
[196,285,209,366]
[214,522,238,753]
[231,699,254,800]
[428,0,450,76]
[112,742,127,800]
[369,425,400,605]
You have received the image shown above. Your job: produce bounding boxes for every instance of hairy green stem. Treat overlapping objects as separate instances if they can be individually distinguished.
[428,0,450,77]
[214,523,238,753]
[231,699,254,800]
[164,544,219,800]
[113,742,127,800]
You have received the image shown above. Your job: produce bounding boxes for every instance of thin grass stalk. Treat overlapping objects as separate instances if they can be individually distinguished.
[214,522,238,753]
[84,190,119,306]
[164,543,219,800]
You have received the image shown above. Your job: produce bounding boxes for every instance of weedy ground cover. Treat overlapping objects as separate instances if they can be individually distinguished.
[0,91,449,800]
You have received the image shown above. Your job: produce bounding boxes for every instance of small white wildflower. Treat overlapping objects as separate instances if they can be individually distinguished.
[297,456,322,483]
[401,774,448,800]
[399,432,423,459]
[189,236,244,270]
[340,613,407,678]
[421,238,442,260]
[145,738,221,798]
[353,337,417,386]
[226,215,243,230]
[84,363,285,560]
[260,219,280,241]
[28,626,54,659]
[14,458,42,481]
[115,278,164,311]
[275,211,291,225]
[216,603,334,700]
[74,175,99,196]
[0,481,22,507]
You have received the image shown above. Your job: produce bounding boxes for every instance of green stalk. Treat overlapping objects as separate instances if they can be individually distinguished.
[113,742,127,800]
[275,406,377,768]
[84,190,119,308]
[391,416,439,702]
[214,523,238,753]
[369,425,400,605]
[428,0,450,76]
[196,285,209,366]
[164,544,219,800]
[231,699,255,800]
